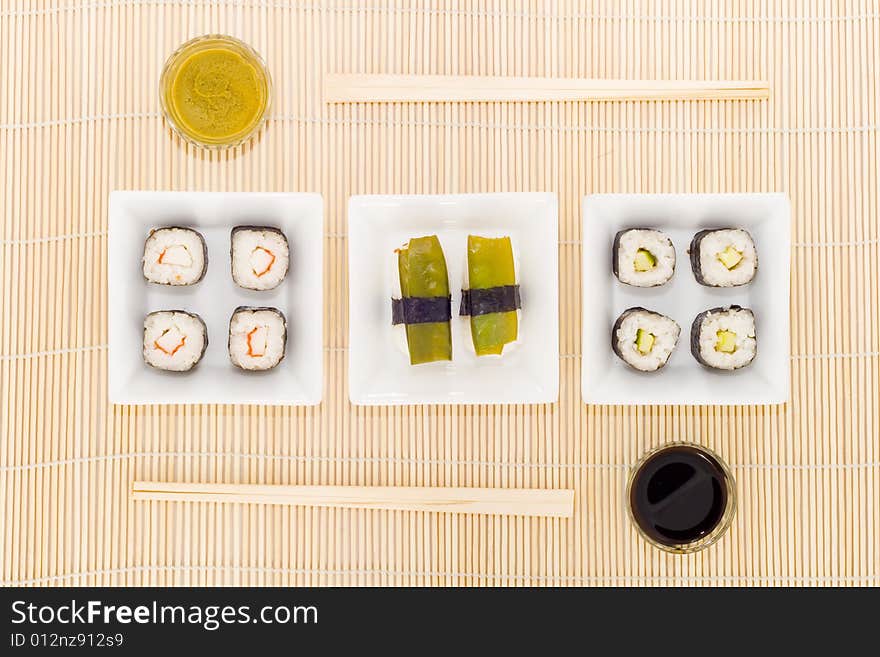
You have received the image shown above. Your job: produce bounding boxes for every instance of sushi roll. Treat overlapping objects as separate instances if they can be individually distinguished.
[228,306,287,371]
[613,228,676,287]
[231,226,290,290]
[391,235,452,365]
[691,306,757,370]
[459,235,520,356]
[142,227,207,285]
[142,310,207,372]
[612,307,680,372]
[689,228,757,287]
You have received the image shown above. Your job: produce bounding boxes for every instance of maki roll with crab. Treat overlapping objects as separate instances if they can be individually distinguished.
[142,310,207,371]
[691,305,757,370]
[142,227,207,285]
[228,306,287,370]
[613,228,676,287]
[612,307,680,372]
[459,235,520,356]
[231,226,290,290]
[690,228,757,287]
[392,235,452,365]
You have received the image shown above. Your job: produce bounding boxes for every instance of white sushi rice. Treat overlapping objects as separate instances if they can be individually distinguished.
[614,309,680,372]
[694,307,757,370]
[231,228,290,290]
[228,308,287,370]
[615,229,676,287]
[143,311,206,371]
[694,229,757,287]
[142,227,206,286]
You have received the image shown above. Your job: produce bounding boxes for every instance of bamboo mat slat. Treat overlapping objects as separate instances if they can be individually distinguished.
[0,0,878,587]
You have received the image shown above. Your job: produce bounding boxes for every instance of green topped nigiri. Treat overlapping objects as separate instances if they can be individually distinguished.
[396,235,452,365]
[464,235,519,356]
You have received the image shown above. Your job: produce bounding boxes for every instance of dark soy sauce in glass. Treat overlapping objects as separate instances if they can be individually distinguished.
[628,444,734,551]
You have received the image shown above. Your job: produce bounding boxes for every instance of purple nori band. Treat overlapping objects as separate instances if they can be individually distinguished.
[459,285,521,317]
[391,296,452,325]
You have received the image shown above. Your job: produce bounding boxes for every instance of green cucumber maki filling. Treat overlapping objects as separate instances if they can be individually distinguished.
[635,328,656,354]
[716,245,744,270]
[633,248,657,272]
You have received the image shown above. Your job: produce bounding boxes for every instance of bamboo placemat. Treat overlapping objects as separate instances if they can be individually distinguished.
[1,0,878,587]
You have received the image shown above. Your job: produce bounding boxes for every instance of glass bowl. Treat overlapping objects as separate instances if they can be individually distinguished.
[626,441,737,554]
[159,34,272,150]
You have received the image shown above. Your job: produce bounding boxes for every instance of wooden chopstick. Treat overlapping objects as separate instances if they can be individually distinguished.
[131,481,574,518]
[324,73,770,103]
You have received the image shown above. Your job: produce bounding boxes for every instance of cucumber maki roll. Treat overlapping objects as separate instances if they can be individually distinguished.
[613,228,676,287]
[612,308,680,372]
[689,228,757,287]
[392,235,452,365]
[459,235,520,356]
[691,306,757,370]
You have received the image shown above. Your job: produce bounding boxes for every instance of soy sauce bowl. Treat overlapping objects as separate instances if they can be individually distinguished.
[626,442,737,554]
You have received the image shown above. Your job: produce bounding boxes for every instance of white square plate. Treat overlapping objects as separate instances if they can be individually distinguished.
[348,193,559,405]
[582,193,790,405]
[109,191,323,405]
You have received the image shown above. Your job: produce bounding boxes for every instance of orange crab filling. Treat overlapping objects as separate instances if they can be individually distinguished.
[153,328,187,356]
[246,326,268,357]
[250,246,276,277]
[157,244,193,267]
